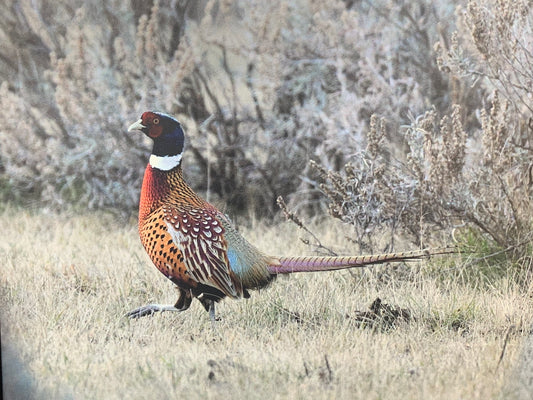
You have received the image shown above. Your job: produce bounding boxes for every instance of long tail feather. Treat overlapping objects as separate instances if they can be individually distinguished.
[268,248,452,275]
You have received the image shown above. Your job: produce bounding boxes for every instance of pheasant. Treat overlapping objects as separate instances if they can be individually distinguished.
[127,111,443,321]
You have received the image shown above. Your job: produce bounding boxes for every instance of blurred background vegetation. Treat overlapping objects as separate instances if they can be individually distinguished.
[0,0,532,255]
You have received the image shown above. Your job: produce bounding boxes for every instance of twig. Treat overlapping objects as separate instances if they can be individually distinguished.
[497,175,521,234]
[246,62,265,128]
[496,325,514,371]
[323,354,333,384]
[266,299,321,328]
[440,232,533,274]
[276,196,338,256]
[464,233,533,268]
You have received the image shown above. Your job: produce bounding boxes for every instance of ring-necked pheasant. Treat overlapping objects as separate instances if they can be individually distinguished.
[127,111,443,321]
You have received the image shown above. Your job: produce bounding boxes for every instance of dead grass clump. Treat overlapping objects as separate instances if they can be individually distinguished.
[350,297,412,331]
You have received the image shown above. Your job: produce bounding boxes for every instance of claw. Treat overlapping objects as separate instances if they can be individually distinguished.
[125,304,180,319]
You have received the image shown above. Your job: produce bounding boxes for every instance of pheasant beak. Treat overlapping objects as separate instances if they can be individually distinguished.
[128,119,146,132]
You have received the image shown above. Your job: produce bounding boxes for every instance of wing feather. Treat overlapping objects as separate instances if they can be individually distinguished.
[164,206,241,298]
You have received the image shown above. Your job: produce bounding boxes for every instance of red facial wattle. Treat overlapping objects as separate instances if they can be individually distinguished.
[148,124,163,138]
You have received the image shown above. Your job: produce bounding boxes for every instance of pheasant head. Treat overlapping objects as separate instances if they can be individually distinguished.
[128,111,185,171]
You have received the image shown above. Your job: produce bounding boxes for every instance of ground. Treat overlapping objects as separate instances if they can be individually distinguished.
[1,207,532,399]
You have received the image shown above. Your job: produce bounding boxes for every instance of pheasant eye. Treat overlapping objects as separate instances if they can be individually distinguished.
[153,118,160,125]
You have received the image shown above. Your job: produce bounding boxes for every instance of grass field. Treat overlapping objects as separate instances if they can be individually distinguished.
[1,207,532,399]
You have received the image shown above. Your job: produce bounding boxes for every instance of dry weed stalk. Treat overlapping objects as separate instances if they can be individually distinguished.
[436,0,533,116]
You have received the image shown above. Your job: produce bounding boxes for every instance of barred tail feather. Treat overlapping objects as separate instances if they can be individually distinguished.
[268,248,450,275]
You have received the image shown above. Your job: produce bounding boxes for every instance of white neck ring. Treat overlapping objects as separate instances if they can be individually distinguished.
[149,154,182,171]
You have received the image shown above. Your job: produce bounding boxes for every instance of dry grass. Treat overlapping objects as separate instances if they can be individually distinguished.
[1,207,532,399]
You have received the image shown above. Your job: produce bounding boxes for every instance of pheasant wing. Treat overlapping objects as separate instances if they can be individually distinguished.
[163,205,241,298]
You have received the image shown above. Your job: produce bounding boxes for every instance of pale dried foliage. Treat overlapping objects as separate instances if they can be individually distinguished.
[1,0,197,209]
[436,0,532,116]
[0,0,532,255]
[313,0,533,255]
[0,0,455,216]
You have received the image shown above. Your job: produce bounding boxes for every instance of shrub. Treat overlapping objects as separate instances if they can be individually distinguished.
[0,0,457,217]
[0,1,194,209]
[2,0,530,263]
[311,0,533,259]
